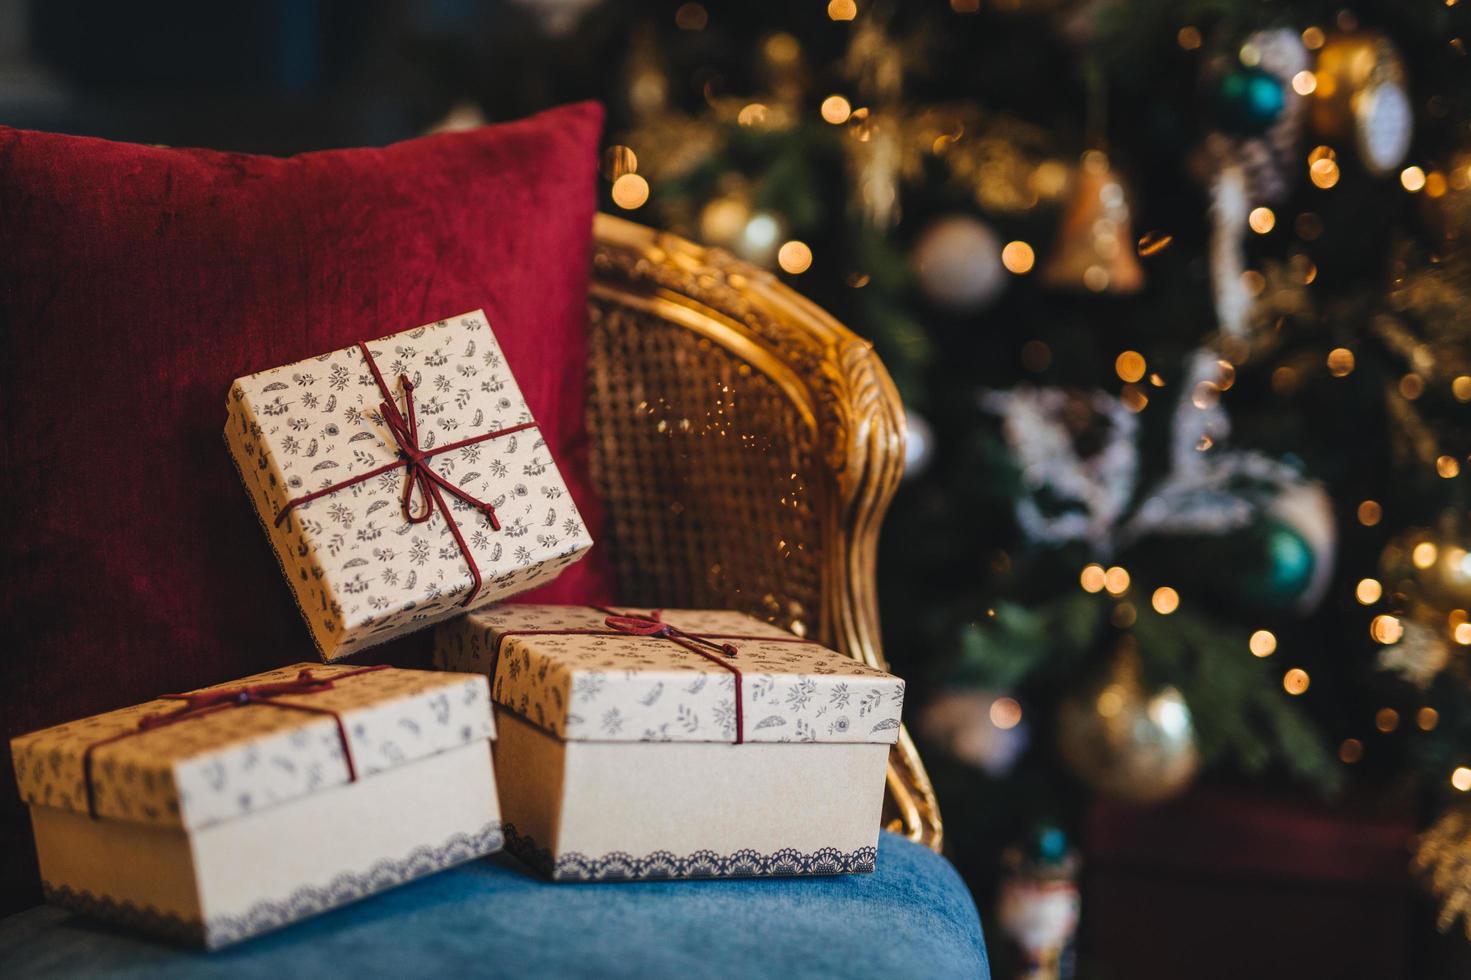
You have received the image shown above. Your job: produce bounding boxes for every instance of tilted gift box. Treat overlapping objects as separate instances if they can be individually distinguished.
[225,310,594,661]
[10,663,502,948]
[435,605,904,881]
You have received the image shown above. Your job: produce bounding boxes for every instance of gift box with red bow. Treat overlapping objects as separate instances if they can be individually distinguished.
[435,605,904,881]
[225,311,595,661]
[10,663,501,948]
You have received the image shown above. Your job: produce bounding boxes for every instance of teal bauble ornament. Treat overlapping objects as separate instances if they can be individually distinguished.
[1119,514,1326,615]
[1031,825,1072,865]
[1214,68,1287,135]
[1237,520,1315,609]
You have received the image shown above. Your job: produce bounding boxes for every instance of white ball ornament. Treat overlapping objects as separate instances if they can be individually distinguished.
[912,215,1007,313]
[1356,80,1412,177]
[508,0,604,35]
[1310,32,1414,177]
[735,211,784,266]
[903,407,935,480]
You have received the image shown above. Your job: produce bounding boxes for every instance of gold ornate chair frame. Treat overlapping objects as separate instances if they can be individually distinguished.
[585,213,942,850]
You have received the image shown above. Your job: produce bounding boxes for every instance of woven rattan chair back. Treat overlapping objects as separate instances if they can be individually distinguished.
[585,214,941,849]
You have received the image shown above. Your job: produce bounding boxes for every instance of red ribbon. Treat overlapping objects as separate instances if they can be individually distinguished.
[274,341,538,607]
[80,665,390,820]
[493,608,818,744]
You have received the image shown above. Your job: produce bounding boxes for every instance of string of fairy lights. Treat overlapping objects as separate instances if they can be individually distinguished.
[1072,546,1462,779]
[1090,17,1471,797]
[1064,491,1468,787]
[602,0,1051,283]
[1076,564,1306,684]
[599,3,1471,797]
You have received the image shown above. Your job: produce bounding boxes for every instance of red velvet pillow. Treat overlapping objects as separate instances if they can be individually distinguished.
[0,103,615,909]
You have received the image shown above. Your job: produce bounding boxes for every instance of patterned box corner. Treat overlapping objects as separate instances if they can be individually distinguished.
[224,310,595,659]
[11,664,495,831]
[438,605,905,745]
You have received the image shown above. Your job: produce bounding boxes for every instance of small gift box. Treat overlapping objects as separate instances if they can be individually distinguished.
[11,663,502,948]
[435,605,904,881]
[225,310,594,661]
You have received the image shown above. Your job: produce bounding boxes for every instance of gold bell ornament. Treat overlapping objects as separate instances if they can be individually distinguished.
[1040,150,1144,294]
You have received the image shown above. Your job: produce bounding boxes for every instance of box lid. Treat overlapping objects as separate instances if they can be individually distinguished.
[438,605,905,745]
[11,663,494,831]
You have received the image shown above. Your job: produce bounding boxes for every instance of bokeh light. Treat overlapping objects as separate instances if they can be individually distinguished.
[777,240,813,274]
[1115,351,1146,383]
[1001,241,1035,274]
[611,173,650,210]
[820,95,852,125]
[990,697,1023,730]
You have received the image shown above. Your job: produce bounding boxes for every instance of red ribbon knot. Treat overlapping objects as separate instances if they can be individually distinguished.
[601,609,747,740]
[602,611,743,660]
[377,373,501,532]
[82,665,390,820]
[274,341,539,607]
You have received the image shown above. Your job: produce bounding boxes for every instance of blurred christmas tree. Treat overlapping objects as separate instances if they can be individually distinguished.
[439,0,1471,949]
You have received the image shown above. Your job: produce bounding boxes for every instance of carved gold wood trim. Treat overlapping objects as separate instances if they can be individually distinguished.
[588,213,943,850]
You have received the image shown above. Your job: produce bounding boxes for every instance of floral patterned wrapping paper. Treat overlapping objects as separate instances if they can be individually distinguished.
[225,311,594,661]
[435,605,905,745]
[10,663,494,831]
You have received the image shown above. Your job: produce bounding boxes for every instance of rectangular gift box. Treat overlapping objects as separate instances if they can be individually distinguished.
[225,310,594,661]
[11,663,502,949]
[435,605,904,881]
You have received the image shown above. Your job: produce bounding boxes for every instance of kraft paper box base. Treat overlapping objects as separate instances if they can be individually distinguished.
[33,745,500,948]
[436,605,905,882]
[495,711,887,880]
[11,664,502,948]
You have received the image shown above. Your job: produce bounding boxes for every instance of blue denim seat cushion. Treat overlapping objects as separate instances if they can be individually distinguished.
[0,832,987,979]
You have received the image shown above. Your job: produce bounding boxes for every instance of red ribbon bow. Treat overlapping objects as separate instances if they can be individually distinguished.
[275,341,539,606]
[82,665,390,820]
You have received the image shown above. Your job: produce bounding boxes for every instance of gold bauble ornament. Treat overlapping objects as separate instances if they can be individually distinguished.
[1309,32,1412,177]
[1039,150,1144,294]
[1373,520,1471,691]
[1379,523,1471,614]
[1056,639,1199,804]
[1422,152,1471,243]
